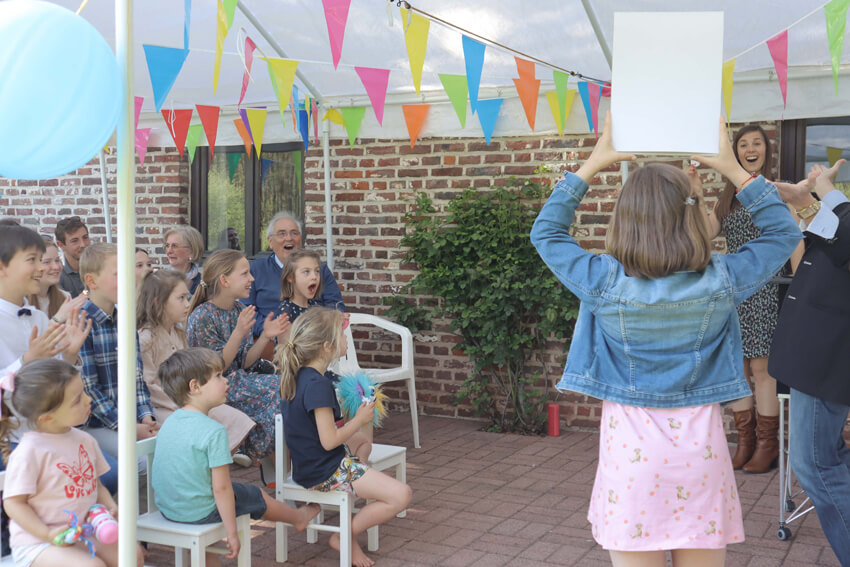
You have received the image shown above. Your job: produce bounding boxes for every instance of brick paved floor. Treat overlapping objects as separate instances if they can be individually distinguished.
[144,414,842,566]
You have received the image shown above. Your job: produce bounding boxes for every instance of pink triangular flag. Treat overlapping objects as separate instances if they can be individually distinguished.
[355,67,390,125]
[322,0,351,69]
[238,36,257,109]
[196,105,220,159]
[766,30,788,108]
[134,96,144,131]
[135,128,152,164]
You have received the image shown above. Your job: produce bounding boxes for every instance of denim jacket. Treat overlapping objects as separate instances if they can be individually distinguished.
[531,172,800,408]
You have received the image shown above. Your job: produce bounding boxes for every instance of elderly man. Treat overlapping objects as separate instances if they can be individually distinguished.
[244,211,345,338]
[55,215,91,297]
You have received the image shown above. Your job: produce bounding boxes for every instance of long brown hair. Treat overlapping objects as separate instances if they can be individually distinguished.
[188,249,245,313]
[137,270,191,341]
[275,307,344,401]
[714,124,774,224]
[28,239,67,318]
[280,249,323,301]
[606,163,712,279]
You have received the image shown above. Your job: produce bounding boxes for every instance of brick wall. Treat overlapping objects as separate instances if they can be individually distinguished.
[0,121,780,432]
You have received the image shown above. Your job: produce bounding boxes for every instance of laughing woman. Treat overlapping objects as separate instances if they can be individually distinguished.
[28,237,86,322]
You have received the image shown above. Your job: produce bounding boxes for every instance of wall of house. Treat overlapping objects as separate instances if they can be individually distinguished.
[0,121,780,432]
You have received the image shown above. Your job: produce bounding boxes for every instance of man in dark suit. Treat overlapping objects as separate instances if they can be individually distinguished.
[772,160,850,564]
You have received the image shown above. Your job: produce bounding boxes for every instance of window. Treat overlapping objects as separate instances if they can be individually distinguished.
[781,117,850,196]
[190,142,305,258]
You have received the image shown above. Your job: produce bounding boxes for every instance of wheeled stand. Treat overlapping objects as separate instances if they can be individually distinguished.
[776,392,815,540]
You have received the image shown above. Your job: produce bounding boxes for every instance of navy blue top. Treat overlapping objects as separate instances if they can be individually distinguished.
[280,367,345,487]
[244,253,345,338]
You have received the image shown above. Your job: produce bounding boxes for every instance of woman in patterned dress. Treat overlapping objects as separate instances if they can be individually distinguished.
[688,125,801,473]
[186,249,290,462]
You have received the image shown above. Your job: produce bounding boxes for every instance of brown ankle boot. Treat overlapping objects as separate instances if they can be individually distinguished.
[731,408,756,470]
[742,414,779,473]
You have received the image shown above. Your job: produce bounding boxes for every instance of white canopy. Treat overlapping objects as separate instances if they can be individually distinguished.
[50,0,850,148]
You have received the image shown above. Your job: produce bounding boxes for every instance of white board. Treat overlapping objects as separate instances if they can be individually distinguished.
[611,12,723,154]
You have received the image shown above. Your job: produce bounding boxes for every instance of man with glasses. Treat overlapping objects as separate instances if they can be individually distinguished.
[243,211,345,340]
[54,216,91,297]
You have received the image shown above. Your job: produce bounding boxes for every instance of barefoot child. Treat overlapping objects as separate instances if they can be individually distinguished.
[531,113,800,567]
[152,348,319,566]
[1,359,117,567]
[277,307,412,567]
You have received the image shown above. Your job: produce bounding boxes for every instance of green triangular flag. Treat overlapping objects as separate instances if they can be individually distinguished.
[222,0,238,29]
[339,107,366,148]
[186,124,204,163]
[825,0,850,95]
[438,74,468,128]
[227,153,241,183]
[553,70,569,129]
[292,150,302,187]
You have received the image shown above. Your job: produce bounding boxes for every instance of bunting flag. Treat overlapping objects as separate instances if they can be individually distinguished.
[355,67,390,125]
[462,36,485,113]
[183,0,191,50]
[196,105,220,159]
[238,36,257,109]
[298,109,309,150]
[134,96,144,131]
[239,108,254,142]
[161,108,193,157]
[513,57,540,131]
[553,70,569,125]
[213,0,227,93]
[339,106,366,147]
[227,152,241,182]
[186,124,204,163]
[722,58,736,120]
[322,0,351,69]
[291,85,300,132]
[577,81,601,136]
[222,0,237,29]
[266,58,299,126]
[135,128,151,164]
[827,146,844,166]
[402,104,429,148]
[825,0,850,95]
[312,98,320,144]
[439,74,468,127]
[476,98,502,146]
[400,7,430,95]
[245,108,268,157]
[143,45,189,112]
[322,108,345,125]
[293,150,302,187]
[233,118,253,155]
[545,89,576,136]
[766,31,788,108]
[261,158,272,179]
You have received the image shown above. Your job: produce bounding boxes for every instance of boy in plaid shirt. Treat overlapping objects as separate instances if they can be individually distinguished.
[78,243,157,459]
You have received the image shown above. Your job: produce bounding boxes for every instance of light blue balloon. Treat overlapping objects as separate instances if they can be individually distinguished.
[0,0,121,180]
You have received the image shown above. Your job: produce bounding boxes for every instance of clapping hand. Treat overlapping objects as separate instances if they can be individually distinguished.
[261,312,290,340]
[812,159,846,200]
[235,305,257,339]
[61,307,92,363]
[22,323,66,362]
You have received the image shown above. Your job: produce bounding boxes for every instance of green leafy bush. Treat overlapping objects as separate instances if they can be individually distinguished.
[384,172,580,433]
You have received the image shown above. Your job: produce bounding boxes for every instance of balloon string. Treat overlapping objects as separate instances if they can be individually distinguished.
[76,0,89,14]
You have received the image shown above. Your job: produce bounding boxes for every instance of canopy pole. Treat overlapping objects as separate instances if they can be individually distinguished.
[98,150,113,242]
[579,0,612,68]
[115,0,138,566]
[322,111,333,270]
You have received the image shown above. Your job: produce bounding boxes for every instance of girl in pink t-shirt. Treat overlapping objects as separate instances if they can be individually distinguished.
[0,359,117,567]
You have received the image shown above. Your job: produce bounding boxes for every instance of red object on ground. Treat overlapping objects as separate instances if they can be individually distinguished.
[547,403,561,437]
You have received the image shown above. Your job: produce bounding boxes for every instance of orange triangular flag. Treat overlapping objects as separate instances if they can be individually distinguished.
[512,57,540,131]
[161,108,193,158]
[233,118,253,156]
[196,105,220,159]
[402,104,429,148]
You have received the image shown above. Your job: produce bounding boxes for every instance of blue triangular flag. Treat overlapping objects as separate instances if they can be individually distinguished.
[476,98,502,146]
[298,109,309,150]
[184,0,191,50]
[462,36,485,114]
[261,158,272,179]
[143,45,190,112]
[578,81,595,134]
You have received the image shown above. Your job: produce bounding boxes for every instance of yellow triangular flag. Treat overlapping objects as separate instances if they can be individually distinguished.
[400,7,430,95]
[722,58,736,121]
[245,108,267,157]
[265,57,299,126]
[322,109,345,126]
[827,146,844,166]
[546,89,576,136]
[213,0,227,94]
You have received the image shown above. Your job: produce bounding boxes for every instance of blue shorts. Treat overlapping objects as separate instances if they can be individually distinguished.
[169,482,267,524]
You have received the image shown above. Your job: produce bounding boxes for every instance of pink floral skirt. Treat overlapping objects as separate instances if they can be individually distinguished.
[588,401,745,551]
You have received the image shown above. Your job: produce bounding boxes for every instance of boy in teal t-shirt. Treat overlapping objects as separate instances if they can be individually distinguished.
[152,348,319,564]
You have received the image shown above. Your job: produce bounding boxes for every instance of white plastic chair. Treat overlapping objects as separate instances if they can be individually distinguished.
[333,313,420,448]
[274,414,407,565]
[135,437,252,567]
